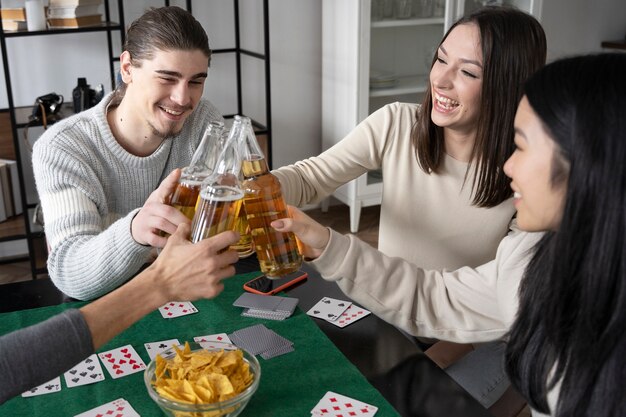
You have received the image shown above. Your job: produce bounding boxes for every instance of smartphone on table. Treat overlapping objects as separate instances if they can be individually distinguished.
[243,270,308,295]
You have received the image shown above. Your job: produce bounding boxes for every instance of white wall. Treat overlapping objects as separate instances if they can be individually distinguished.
[541,0,626,61]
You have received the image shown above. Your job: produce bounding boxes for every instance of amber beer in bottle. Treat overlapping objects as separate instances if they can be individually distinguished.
[189,185,243,243]
[190,122,244,243]
[237,117,302,277]
[230,207,255,258]
[167,121,225,221]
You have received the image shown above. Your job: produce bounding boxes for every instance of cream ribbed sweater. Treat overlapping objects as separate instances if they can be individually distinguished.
[32,93,223,300]
[274,102,516,270]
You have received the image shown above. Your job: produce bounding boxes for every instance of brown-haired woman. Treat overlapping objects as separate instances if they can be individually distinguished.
[273,6,546,413]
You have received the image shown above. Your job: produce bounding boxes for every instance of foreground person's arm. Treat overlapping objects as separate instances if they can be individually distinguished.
[0,224,239,404]
[273,207,542,342]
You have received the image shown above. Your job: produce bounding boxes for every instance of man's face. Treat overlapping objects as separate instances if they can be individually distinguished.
[121,49,208,140]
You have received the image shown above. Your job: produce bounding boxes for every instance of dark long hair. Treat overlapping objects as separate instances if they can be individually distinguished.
[114,6,211,99]
[506,54,626,417]
[412,6,546,207]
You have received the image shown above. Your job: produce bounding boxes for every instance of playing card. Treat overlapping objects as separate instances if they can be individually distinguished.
[233,292,282,310]
[193,332,232,347]
[241,308,291,321]
[144,339,181,360]
[260,343,294,360]
[228,324,293,356]
[306,297,352,322]
[63,354,105,388]
[74,397,140,417]
[158,301,198,319]
[327,305,371,328]
[98,344,146,379]
[311,391,378,416]
[21,376,61,397]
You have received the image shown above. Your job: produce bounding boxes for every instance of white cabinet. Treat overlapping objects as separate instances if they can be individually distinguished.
[321,0,452,233]
[321,0,541,232]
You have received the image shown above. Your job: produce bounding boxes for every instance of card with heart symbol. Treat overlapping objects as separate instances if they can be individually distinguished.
[97,344,146,379]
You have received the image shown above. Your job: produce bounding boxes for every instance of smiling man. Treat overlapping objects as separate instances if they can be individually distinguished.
[32,7,224,300]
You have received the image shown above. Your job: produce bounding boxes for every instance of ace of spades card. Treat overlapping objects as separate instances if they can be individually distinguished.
[21,376,61,397]
[97,344,146,379]
[63,354,105,388]
[306,297,352,322]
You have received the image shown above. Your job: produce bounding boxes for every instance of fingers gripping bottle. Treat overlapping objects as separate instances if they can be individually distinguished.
[236,116,302,277]
[189,121,244,243]
[167,121,225,221]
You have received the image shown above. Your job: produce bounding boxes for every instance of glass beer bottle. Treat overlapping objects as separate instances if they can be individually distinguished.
[237,116,303,277]
[230,195,255,258]
[189,124,244,243]
[167,121,225,221]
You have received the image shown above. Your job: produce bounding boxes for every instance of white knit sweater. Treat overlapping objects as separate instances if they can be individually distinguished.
[32,93,223,300]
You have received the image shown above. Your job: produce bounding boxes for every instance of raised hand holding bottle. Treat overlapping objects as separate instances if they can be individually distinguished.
[237,116,302,277]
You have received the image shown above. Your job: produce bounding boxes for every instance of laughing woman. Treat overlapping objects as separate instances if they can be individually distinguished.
[274,6,547,411]
[272,53,626,417]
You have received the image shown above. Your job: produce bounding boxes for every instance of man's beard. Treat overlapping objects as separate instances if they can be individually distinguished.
[149,121,181,140]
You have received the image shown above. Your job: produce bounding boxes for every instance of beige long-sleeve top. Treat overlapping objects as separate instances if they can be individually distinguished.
[274,102,516,270]
[311,226,542,342]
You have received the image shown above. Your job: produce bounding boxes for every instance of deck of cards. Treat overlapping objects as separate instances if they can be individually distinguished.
[306,297,371,328]
[233,292,299,321]
[311,391,378,416]
[228,323,294,360]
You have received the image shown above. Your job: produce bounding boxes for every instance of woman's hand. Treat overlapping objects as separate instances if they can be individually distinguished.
[271,206,330,260]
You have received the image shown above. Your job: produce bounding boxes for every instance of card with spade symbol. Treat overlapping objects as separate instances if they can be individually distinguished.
[306,297,352,322]
[97,344,146,379]
[144,338,181,360]
[63,354,105,388]
[21,376,61,397]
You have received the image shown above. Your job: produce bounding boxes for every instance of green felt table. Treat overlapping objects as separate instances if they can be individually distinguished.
[0,272,400,416]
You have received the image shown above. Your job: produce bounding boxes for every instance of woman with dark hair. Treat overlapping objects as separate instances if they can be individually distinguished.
[272,53,626,416]
[274,6,546,410]
[504,53,626,417]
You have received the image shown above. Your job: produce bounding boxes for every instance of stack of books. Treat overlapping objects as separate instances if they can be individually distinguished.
[0,159,23,222]
[1,7,27,31]
[47,0,103,29]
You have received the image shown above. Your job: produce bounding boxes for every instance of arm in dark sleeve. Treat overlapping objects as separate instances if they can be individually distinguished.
[0,309,94,404]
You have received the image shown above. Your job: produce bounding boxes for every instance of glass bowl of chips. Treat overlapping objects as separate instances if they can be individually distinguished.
[144,341,260,417]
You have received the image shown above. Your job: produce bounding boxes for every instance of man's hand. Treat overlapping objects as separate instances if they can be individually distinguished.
[149,223,240,302]
[80,223,240,351]
[270,206,330,260]
[131,169,190,247]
